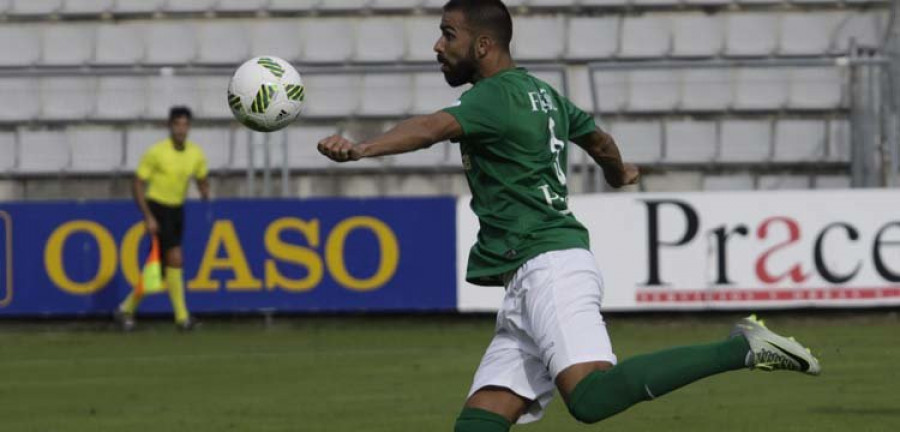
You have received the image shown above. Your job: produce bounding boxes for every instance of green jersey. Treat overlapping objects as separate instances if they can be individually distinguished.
[443,67,596,286]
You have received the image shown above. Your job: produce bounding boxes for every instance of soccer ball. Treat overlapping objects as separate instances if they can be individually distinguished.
[228,56,305,132]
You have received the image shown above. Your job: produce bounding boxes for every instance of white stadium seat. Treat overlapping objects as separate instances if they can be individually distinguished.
[93,23,144,66]
[360,74,413,117]
[355,18,406,63]
[69,127,123,173]
[215,0,268,13]
[512,16,565,61]
[566,66,595,114]
[780,12,845,56]
[411,73,465,115]
[394,142,451,168]
[301,19,355,63]
[0,25,40,66]
[626,70,679,113]
[319,0,369,11]
[197,21,251,65]
[725,13,779,57]
[591,71,627,113]
[370,0,422,10]
[164,0,217,13]
[579,0,632,6]
[734,68,788,111]
[529,0,578,6]
[758,175,811,191]
[146,76,197,120]
[144,22,197,65]
[249,20,304,63]
[814,175,851,190]
[609,121,662,164]
[113,0,165,14]
[788,67,845,110]
[828,119,851,162]
[125,127,168,171]
[0,0,10,14]
[196,76,233,120]
[720,120,772,162]
[703,175,755,191]
[405,16,441,62]
[95,77,145,120]
[834,12,889,52]
[0,78,40,122]
[680,69,732,112]
[286,126,342,170]
[683,0,731,4]
[0,132,15,172]
[620,15,671,59]
[60,0,112,15]
[302,75,361,118]
[672,13,724,58]
[664,120,717,163]
[566,16,620,60]
[41,24,95,66]
[8,0,61,16]
[530,70,565,95]
[41,77,96,121]
[19,130,69,173]
[189,128,231,171]
[774,120,827,162]
[632,0,681,4]
[267,0,319,12]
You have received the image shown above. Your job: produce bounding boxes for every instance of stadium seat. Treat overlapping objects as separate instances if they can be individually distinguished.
[0,78,40,122]
[631,0,681,4]
[405,16,441,62]
[360,74,413,117]
[682,0,731,4]
[672,13,724,58]
[41,24,95,66]
[828,118,851,162]
[370,0,422,10]
[512,16,565,61]
[719,120,772,162]
[393,142,451,168]
[93,23,145,66]
[579,0,632,6]
[626,70,679,113]
[0,25,40,66]
[164,0,216,13]
[189,127,232,171]
[530,70,565,95]
[565,16,620,61]
[125,127,169,171]
[355,17,406,63]
[725,13,778,57]
[302,75,361,118]
[215,0,269,13]
[814,175,851,189]
[95,77,146,120]
[69,127,124,173]
[758,175,811,190]
[197,21,251,65]
[60,0,112,15]
[0,132,14,172]
[788,67,846,110]
[620,15,671,59]
[146,76,198,120]
[8,0,61,16]
[249,20,304,63]
[591,71,628,113]
[566,66,595,114]
[286,126,343,170]
[144,22,197,65]
[18,130,69,173]
[733,68,788,111]
[702,174,755,191]
[834,12,889,53]
[41,77,96,121]
[773,120,827,162]
[318,0,369,11]
[779,12,845,56]
[664,120,718,163]
[608,120,662,164]
[301,19,355,63]
[0,1,9,14]
[113,0,165,14]
[196,76,233,120]
[529,0,578,6]
[267,0,319,12]
[411,73,465,115]
[680,69,732,112]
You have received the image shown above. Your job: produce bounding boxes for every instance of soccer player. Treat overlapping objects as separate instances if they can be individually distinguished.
[318,1,821,430]
[117,106,209,331]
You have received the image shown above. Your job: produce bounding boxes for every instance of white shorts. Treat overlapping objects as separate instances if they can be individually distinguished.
[466,248,617,424]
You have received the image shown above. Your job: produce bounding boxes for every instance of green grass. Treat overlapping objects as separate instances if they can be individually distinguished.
[0,313,897,432]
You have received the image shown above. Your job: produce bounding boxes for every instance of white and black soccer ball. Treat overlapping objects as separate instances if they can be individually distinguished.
[228,56,305,133]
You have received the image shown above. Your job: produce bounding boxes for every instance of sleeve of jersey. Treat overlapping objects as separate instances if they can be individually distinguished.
[441,81,507,140]
[563,97,597,140]
[135,148,155,180]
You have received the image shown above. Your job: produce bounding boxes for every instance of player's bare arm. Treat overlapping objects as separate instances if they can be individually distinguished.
[572,129,640,188]
[318,111,462,162]
[197,178,211,201]
[132,177,158,235]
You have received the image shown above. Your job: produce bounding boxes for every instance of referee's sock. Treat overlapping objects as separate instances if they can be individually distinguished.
[454,408,511,432]
[118,291,143,315]
[165,267,190,324]
[566,336,750,424]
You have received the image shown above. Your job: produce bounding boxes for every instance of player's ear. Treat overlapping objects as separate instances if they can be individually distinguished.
[475,35,492,58]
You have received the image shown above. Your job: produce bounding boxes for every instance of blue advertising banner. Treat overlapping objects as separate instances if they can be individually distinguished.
[0,198,457,316]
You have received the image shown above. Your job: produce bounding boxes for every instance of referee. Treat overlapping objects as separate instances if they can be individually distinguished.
[117,106,210,331]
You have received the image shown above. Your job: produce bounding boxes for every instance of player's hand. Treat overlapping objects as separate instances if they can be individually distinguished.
[318,135,362,162]
[622,163,640,186]
[145,216,159,235]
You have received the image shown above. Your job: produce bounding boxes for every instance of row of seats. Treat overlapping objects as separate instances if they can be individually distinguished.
[0,117,849,175]
[0,11,886,67]
[0,1,885,17]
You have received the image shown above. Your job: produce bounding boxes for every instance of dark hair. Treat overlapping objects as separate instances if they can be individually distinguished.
[169,106,193,122]
[443,0,513,51]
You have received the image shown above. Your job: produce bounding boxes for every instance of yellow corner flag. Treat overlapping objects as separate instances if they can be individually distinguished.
[136,237,165,296]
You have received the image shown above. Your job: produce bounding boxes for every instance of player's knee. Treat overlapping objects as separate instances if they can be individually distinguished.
[165,248,183,267]
[454,407,512,432]
[566,401,604,424]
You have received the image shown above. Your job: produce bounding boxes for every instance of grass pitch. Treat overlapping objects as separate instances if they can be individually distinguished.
[0,313,897,432]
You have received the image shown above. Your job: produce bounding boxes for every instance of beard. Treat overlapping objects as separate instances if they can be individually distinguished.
[440,47,478,87]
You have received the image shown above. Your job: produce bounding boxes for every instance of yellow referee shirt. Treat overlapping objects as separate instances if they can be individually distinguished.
[136,138,208,207]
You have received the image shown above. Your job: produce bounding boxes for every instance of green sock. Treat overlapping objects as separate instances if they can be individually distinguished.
[567,336,750,423]
[454,407,511,432]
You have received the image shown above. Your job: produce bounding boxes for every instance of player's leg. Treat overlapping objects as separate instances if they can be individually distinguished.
[455,388,527,432]
[161,205,190,327]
